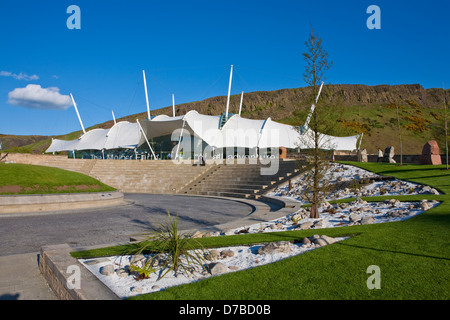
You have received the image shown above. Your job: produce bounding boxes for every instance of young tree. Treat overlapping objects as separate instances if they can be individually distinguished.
[299,26,333,219]
[395,101,403,166]
[441,88,449,169]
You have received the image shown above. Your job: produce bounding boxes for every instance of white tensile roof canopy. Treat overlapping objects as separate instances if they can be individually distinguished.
[45,70,362,154]
[45,110,361,153]
[141,110,361,150]
[45,121,145,153]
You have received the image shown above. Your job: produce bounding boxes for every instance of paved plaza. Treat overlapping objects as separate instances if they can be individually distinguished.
[0,193,275,300]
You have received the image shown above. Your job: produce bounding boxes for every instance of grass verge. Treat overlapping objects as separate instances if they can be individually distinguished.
[0,163,116,194]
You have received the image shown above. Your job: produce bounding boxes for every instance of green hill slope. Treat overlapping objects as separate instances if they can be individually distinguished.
[1,84,448,155]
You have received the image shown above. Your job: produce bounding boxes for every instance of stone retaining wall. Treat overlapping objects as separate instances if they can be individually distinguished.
[1,153,67,164]
[0,191,125,215]
[39,244,120,300]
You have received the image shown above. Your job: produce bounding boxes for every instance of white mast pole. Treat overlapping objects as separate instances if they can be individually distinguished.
[238,91,244,116]
[112,110,116,125]
[172,94,176,117]
[175,119,186,160]
[142,70,151,120]
[70,93,86,134]
[315,81,324,103]
[136,119,157,159]
[304,82,324,129]
[225,65,233,118]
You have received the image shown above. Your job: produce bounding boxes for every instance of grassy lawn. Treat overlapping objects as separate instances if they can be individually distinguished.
[72,162,450,300]
[0,163,116,194]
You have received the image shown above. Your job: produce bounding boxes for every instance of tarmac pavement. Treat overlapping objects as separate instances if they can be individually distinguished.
[0,193,299,300]
[0,252,56,300]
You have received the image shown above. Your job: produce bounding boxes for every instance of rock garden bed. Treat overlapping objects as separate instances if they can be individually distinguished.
[78,163,441,299]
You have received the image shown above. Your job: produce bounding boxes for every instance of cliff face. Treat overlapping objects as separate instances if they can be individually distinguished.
[318,84,445,108]
[124,83,448,123]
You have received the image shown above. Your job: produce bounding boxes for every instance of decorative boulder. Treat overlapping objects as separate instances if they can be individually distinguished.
[297,221,314,230]
[100,265,115,276]
[360,216,375,225]
[319,235,336,245]
[359,149,368,162]
[208,262,228,275]
[383,146,396,163]
[220,249,235,258]
[301,237,311,245]
[313,238,328,246]
[420,140,442,165]
[205,250,220,261]
[258,241,293,254]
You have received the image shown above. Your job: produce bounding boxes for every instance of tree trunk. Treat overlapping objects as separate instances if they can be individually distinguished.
[310,108,320,219]
[310,202,319,219]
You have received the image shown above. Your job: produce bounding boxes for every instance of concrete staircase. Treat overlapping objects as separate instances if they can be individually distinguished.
[88,160,212,194]
[33,157,302,197]
[179,159,301,199]
[35,158,212,194]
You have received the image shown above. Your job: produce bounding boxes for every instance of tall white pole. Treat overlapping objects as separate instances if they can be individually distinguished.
[112,110,116,125]
[142,70,151,120]
[136,119,157,159]
[175,119,186,160]
[238,91,244,116]
[172,94,176,117]
[315,81,324,103]
[70,93,86,134]
[225,65,233,118]
[304,81,325,130]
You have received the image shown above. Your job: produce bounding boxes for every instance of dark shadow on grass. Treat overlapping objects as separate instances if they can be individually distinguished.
[411,212,450,228]
[396,175,450,181]
[373,172,450,181]
[336,242,450,261]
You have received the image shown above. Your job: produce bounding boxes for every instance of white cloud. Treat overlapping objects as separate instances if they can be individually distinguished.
[0,70,39,81]
[8,84,72,110]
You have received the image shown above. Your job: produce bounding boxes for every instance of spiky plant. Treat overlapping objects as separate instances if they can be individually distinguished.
[129,255,159,280]
[132,211,209,280]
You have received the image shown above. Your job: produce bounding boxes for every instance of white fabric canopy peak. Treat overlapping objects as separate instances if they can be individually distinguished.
[45,121,142,152]
[46,111,362,153]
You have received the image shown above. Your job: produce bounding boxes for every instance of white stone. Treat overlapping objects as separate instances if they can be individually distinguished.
[209,262,228,275]
[360,216,375,225]
[100,264,115,276]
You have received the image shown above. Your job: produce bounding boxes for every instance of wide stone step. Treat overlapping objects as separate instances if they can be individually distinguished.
[187,186,262,194]
[191,182,271,189]
[184,190,260,199]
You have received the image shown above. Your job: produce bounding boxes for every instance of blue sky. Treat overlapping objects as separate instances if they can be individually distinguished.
[0,0,449,136]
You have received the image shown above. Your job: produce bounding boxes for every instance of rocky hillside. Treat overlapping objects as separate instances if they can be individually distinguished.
[107,83,448,123]
[2,84,448,155]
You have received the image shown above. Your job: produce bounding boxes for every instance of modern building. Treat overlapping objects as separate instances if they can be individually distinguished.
[45,109,362,160]
[45,68,362,159]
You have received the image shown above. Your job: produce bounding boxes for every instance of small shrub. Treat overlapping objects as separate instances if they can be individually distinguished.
[430,111,440,120]
[132,211,209,280]
[129,256,159,280]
